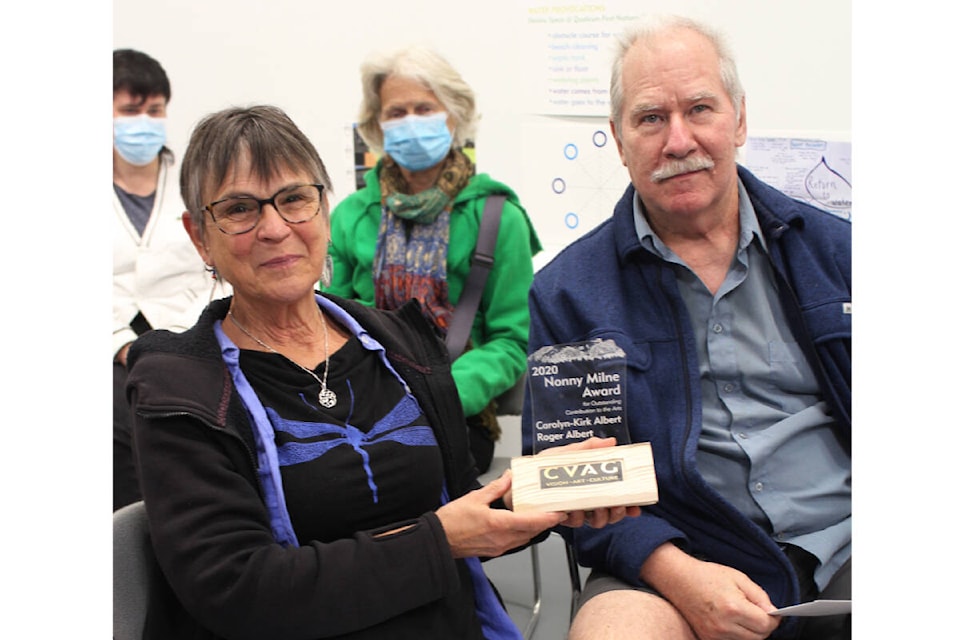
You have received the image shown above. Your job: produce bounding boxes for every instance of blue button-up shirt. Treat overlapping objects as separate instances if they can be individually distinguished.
[633,180,851,589]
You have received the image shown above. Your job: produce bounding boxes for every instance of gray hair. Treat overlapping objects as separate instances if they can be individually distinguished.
[356,45,477,154]
[609,16,745,139]
[180,105,333,241]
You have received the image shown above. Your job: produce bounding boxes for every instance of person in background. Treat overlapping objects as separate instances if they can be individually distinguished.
[126,104,638,639]
[112,48,215,511]
[523,16,851,640]
[326,45,539,473]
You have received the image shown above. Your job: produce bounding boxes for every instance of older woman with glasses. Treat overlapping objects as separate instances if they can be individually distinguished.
[125,105,636,640]
[326,46,540,474]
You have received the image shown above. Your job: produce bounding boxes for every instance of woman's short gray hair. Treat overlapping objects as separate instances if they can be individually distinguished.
[356,45,477,155]
[609,16,745,140]
[180,105,333,241]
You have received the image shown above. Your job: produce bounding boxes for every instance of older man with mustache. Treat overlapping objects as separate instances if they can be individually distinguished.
[522,15,851,640]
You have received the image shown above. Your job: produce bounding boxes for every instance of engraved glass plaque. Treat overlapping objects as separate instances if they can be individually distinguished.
[527,338,629,454]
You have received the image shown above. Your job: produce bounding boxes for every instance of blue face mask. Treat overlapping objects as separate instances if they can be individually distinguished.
[114,115,167,166]
[380,112,453,172]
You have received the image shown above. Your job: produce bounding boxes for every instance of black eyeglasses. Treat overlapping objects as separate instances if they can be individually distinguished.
[203,183,325,235]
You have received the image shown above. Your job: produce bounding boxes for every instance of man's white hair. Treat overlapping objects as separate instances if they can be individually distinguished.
[609,15,745,140]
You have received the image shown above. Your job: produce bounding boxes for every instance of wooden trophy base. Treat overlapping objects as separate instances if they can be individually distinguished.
[510,442,658,513]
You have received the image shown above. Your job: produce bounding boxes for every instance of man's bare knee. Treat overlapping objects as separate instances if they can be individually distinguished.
[568,590,696,640]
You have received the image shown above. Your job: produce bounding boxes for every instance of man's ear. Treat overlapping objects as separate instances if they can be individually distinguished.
[181,211,210,264]
[734,97,748,147]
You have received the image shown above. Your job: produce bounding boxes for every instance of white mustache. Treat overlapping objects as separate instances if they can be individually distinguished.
[650,156,715,183]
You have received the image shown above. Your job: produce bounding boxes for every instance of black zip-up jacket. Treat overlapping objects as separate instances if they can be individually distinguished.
[126,295,493,639]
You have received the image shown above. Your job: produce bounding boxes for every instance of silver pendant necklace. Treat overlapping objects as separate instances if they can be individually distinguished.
[228,308,338,409]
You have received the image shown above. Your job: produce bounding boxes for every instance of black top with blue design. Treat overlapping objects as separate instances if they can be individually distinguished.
[239,334,444,544]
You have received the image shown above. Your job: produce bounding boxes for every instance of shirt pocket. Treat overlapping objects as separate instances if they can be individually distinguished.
[767,339,818,396]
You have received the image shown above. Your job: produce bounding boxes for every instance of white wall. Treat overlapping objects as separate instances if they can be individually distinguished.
[115,0,850,259]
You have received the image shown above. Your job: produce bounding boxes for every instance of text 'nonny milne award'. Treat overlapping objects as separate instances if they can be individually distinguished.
[512,338,658,512]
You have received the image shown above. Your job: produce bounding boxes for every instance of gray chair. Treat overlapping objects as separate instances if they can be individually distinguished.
[524,543,542,640]
[113,500,156,640]
[520,533,584,635]
[564,536,582,623]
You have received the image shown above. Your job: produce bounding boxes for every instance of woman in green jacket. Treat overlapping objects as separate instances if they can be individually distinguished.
[327,45,540,472]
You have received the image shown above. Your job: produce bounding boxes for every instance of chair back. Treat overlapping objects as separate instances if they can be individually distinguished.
[113,501,156,640]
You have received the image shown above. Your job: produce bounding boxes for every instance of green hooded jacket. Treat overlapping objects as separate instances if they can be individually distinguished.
[327,162,541,417]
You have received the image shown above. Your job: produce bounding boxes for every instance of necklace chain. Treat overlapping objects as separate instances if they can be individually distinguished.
[228,308,338,408]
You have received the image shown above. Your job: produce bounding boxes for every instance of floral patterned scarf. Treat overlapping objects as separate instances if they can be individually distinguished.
[373,149,474,332]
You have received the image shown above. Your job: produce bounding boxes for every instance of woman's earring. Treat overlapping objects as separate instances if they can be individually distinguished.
[206,264,220,302]
[320,255,333,289]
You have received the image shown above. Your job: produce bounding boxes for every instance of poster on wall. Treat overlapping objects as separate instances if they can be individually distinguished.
[521,119,630,265]
[524,3,641,117]
[743,137,852,220]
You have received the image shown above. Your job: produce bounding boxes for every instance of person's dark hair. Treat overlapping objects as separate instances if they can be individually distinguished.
[180,105,333,241]
[113,49,171,102]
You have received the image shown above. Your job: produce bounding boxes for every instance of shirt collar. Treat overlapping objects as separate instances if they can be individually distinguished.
[632,177,767,258]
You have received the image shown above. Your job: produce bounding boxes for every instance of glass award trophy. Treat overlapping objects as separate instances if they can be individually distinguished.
[512,338,658,512]
[526,338,630,453]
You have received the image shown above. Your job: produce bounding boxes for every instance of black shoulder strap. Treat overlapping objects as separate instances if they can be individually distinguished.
[445,195,506,361]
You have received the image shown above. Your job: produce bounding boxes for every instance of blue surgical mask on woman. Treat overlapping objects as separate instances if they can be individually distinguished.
[380,112,453,172]
[114,114,167,166]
